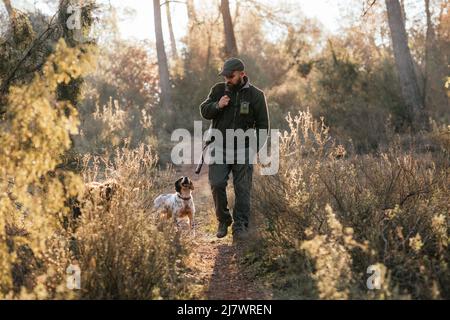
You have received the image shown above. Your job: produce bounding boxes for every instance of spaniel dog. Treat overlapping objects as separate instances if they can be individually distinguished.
[153,176,195,233]
[69,179,122,223]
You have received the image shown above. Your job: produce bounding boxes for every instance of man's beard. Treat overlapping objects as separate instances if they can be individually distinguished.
[226,77,243,91]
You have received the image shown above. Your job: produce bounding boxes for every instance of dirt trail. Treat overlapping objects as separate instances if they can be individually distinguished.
[175,163,271,300]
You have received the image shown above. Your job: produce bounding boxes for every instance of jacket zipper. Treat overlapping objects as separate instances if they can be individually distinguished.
[233,91,240,129]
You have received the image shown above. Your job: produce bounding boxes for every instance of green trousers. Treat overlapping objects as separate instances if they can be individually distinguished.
[208,163,254,232]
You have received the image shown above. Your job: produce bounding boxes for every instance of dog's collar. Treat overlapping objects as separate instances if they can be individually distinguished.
[177,193,191,201]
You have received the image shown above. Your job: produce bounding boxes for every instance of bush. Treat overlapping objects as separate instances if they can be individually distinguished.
[0,39,192,299]
[0,38,96,299]
[248,110,449,299]
[74,144,191,299]
[73,97,155,158]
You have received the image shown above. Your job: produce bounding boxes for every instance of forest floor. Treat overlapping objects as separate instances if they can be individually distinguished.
[175,163,272,300]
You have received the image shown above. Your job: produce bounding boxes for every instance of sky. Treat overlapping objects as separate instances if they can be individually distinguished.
[114,0,342,41]
[6,0,344,43]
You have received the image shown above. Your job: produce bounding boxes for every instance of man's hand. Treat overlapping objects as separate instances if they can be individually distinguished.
[218,95,230,109]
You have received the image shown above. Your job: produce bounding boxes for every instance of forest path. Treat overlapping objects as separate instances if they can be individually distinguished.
[175,162,271,300]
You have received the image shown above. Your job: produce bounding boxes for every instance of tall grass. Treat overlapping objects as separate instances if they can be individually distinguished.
[1,47,193,297]
[73,143,192,299]
[248,110,449,299]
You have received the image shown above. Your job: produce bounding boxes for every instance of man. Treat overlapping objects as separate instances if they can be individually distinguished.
[199,57,270,240]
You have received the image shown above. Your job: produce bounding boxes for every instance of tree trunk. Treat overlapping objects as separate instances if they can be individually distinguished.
[233,0,240,28]
[153,0,172,111]
[2,0,13,16]
[424,0,448,112]
[184,0,197,53]
[424,0,434,106]
[205,29,212,73]
[385,0,427,130]
[165,1,178,60]
[220,0,238,58]
[186,0,197,30]
[400,0,406,25]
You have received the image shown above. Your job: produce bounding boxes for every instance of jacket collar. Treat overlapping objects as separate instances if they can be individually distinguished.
[241,75,251,90]
[227,76,251,92]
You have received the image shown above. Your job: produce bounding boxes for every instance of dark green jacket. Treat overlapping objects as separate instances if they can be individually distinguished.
[199,76,270,152]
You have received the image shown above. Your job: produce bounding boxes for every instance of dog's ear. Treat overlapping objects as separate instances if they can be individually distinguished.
[189,180,194,190]
[104,184,114,201]
[174,177,183,193]
[103,181,119,201]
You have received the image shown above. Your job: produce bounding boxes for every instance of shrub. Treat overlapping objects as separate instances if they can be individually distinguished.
[0,38,96,298]
[74,144,191,299]
[249,110,449,299]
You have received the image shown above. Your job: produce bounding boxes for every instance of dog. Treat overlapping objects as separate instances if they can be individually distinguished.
[69,179,121,222]
[153,176,195,233]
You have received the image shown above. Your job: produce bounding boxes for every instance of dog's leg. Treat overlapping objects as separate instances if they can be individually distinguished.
[156,210,172,225]
[187,212,195,237]
[172,213,181,231]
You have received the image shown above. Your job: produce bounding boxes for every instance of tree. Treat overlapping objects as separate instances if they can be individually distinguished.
[2,0,13,16]
[0,2,40,113]
[186,0,197,30]
[57,0,96,107]
[153,0,172,112]
[220,0,238,57]
[400,0,406,24]
[385,0,427,130]
[184,0,199,59]
[424,0,448,113]
[182,0,222,76]
[165,1,178,60]
[0,38,96,298]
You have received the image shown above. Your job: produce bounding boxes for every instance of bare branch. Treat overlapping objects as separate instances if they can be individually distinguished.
[362,0,377,17]
[160,0,185,7]
[0,11,59,95]
[2,0,14,17]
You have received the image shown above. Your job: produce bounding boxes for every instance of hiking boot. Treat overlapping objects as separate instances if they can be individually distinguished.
[216,220,232,238]
[232,228,249,243]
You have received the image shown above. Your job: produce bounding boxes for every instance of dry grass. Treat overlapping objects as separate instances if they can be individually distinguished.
[72,143,193,299]
[247,110,449,299]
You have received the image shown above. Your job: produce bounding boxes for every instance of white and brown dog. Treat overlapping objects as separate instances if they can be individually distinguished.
[153,176,195,233]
